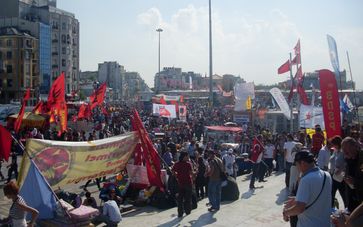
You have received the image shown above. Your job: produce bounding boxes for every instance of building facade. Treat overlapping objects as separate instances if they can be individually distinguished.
[0,0,79,98]
[0,27,38,104]
[123,71,150,101]
[98,62,124,101]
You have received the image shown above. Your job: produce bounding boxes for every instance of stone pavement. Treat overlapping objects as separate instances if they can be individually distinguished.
[115,173,290,227]
[0,159,290,226]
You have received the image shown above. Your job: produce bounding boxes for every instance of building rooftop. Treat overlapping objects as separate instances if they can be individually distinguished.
[0,27,34,38]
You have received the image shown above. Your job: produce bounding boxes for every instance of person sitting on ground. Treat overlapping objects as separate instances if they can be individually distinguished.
[98,193,122,226]
[83,191,98,209]
[109,189,123,207]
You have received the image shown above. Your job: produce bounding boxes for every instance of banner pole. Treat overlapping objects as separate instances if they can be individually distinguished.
[289,52,294,133]
[346,51,359,122]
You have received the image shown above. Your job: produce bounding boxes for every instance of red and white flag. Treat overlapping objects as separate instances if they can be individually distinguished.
[294,39,300,55]
[278,60,290,74]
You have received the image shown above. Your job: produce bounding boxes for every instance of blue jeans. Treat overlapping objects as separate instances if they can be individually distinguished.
[208,180,222,210]
[285,162,293,188]
[276,154,285,171]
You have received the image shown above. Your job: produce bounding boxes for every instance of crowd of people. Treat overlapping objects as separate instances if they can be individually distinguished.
[0,100,362,226]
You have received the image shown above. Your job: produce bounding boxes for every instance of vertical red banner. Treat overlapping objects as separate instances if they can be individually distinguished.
[319,69,342,138]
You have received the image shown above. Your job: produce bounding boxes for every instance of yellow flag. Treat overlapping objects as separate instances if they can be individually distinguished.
[246,96,252,110]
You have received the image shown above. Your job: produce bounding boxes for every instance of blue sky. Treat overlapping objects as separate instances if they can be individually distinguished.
[58,0,363,89]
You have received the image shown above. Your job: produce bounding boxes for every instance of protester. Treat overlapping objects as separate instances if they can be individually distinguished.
[98,192,122,226]
[249,135,265,189]
[284,134,297,188]
[263,139,275,176]
[172,152,194,217]
[206,149,224,212]
[2,181,39,227]
[6,151,18,184]
[83,191,98,208]
[222,149,236,178]
[283,151,332,227]
[195,151,207,199]
[341,137,363,212]
[317,140,332,171]
[329,136,347,208]
[311,125,325,157]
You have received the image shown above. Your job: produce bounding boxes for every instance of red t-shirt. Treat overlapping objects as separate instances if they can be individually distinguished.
[311,133,325,153]
[172,161,193,186]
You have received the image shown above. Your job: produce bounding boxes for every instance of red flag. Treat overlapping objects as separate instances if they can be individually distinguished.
[14,88,31,133]
[319,69,341,138]
[159,96,167,105]
[295,66,303,84]
[131,109,164,190]
[287,85,294,103]
[58,102,67,136]
[0,125,12,161]
[278,60,290,74]
[90,83,107,109]
[78,104,87,119]
[291,54,301,65]
[294,39,300,55]
[32,100,43,114]
[297,85,310,105]
[250,137,265,163]
[101,105,109,116]
[48,72,65,106]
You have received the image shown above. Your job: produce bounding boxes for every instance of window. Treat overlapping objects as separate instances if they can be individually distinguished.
[0,51,2,60]
[7,79,13,87]
[6,65,12,73]
[62,22,66,30]
[61,35,66,44]
[0,40,2,47]
[6,51,12,59]
[62,59,66,67]
[6,39,12,47]
[25,51,30,60]
[62,47,66,54]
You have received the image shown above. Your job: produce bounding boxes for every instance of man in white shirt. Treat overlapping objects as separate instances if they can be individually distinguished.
[223,149,236,177]
[283,151,332,227]
[100,198,122,226]
[317,142,332,171]
[284,134,297,188]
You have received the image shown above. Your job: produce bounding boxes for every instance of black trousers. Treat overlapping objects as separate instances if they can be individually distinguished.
[195,176,205,198]
[177,185,192,216]
[331,178,346,208]
[7,166,18,183]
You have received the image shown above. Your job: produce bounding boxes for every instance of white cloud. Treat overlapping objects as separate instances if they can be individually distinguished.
[137,5,363,89]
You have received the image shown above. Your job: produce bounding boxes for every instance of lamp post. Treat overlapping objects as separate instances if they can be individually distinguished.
[208,0,213,106]
[156,28,163,93]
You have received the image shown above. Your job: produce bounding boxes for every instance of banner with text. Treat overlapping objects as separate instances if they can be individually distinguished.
[319,69,342,138]
[153,104,177,118]
[18,132,139,188]
[270,87,291,120]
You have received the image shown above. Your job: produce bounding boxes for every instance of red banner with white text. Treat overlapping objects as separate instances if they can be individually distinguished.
[319,69,341,139]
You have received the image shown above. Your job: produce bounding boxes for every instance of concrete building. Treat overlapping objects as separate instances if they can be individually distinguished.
[0,27,38,104]
[123,71,150,101]
[79,71,98,98]
[98,62,124,100]
[0,0,79,96]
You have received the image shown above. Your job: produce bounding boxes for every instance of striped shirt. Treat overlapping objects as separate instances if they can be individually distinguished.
[9,195,27,220]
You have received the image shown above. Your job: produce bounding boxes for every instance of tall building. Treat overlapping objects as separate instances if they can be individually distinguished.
[0,27,38,104]
[98,62,124,100]
[123,71,150,100]
[0,0,79,97]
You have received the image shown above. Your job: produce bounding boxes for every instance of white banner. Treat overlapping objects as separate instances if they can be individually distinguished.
[270,87,291,120]
[234,82,255,112]
[179,105,187,121]
[153,104,177,118]
[126,164,149,185]
[299,104,325,129]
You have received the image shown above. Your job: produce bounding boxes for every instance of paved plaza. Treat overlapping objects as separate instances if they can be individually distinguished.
[0,160,291,227]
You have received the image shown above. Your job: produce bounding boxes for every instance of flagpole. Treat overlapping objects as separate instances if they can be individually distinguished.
[346,51,359,121]
[289,52,294,133]
[12,135,74,220]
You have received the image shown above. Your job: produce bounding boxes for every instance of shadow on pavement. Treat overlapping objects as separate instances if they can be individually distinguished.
[275,188,289,205]
[156,212,217,227]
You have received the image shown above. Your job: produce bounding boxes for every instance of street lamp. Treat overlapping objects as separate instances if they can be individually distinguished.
[208,0,213,106]
[156,28,163,93]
